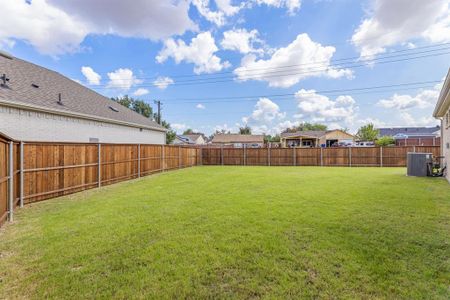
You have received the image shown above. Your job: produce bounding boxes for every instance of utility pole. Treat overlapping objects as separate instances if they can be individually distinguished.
[154,100,162,124]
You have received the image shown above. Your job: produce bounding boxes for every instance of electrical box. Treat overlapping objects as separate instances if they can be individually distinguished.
[407,152,432,177]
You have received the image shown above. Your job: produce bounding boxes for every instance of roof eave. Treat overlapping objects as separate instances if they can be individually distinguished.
[0,98,167,132]
[433,68,450,118]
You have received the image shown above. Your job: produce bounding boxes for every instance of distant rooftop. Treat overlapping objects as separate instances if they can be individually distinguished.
[211,134,264,143]
[378,126,440,137]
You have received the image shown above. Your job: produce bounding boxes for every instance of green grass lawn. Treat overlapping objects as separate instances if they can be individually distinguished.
[0,167,449,299]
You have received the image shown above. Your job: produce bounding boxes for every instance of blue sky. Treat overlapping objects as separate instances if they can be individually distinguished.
[1,0,450,134]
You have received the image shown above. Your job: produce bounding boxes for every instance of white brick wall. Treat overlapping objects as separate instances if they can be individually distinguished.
[0,105,165,144]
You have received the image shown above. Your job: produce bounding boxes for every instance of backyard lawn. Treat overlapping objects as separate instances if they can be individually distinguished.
[0,166,449,299]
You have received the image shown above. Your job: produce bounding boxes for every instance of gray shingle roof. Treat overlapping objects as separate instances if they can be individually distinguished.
[182,134,203,142]
[0,53,165,131]
[378,126,440,137]
[211,134,264,143]
[280,130,327,138]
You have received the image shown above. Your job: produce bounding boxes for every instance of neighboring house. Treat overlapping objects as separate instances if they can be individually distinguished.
[173,134,206,145]
[211,134,264,148]
[280,129,354,148]
[0,52,166,143]
[433,68,450,182]
[378,126,441,146]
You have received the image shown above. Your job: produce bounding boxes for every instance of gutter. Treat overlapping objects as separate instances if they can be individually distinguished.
[0,98,167,133]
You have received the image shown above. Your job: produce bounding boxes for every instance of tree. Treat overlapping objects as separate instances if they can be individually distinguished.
[264,134,280,143]
[376,136,395,146]
[183,129,194,135]
[161,120,176,144]
[282,122,327,133]
[239,125,252,135]
[113,95,176,144]
[111,95,153,118]
[356,123,379,141]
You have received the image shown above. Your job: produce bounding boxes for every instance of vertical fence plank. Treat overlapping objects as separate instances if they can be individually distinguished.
[19,142,24,207]
[98,144,102,187]
[8,142,13,221]
[293,147,296,166]
[349,147,352,167]
[380,147,383,167]
[320,147,323,167]
[137,144,141,178]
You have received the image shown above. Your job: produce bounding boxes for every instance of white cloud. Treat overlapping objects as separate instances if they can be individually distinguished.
[255,0,301,14]
[196,103,206,109]
[294,89,357,128]
[234,33,352,88]
[107,68,143,90]
[192,0,241,26]
[153,76,174,89]
[399,112,439,127]
[171,123,188,132]
[377,85,441,110]
[241,98,286,134]
[351,0,450,58]
[133,88,149,96]
[156,32,230,74]
[213,123,234,133]
[221,28,264,54]
[0,0,89,55]
[0,0,196,55]
[81,66,101,85]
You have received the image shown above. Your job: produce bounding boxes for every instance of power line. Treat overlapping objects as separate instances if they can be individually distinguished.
[155,80,442,103]
[162,83,439,117]
[91,50,450,89]
[93,42,450,84]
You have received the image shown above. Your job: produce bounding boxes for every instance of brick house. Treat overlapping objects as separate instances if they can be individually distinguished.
[0,52,166,143]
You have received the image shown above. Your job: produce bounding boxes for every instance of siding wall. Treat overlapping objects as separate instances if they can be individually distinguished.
[0,105,165,144]
[443,110,450,182]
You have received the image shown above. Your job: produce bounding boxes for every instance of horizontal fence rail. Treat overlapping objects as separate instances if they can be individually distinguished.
[201,146,441,167]
[0,140,201,227]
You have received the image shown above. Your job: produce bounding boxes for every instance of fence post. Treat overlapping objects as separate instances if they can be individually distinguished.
[268,145,271,166]
[380,147,383,167]
[97,144,101,187]
[243,144,246,166]
[200,147,203,166]
[349,147,352,167]
[221,145,224,166]
[8,141,14,222]
[137,144,141,178]
[413,145,416,153]
[293,147,296,166]
[162,145,165,172]
[320,147,323,167]
[178,146,181,169]
[19,142,24,207]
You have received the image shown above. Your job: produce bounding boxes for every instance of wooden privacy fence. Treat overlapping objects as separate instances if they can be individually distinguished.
[0,141,441,228]
[201,146,441,167]
[0,140,201,227]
